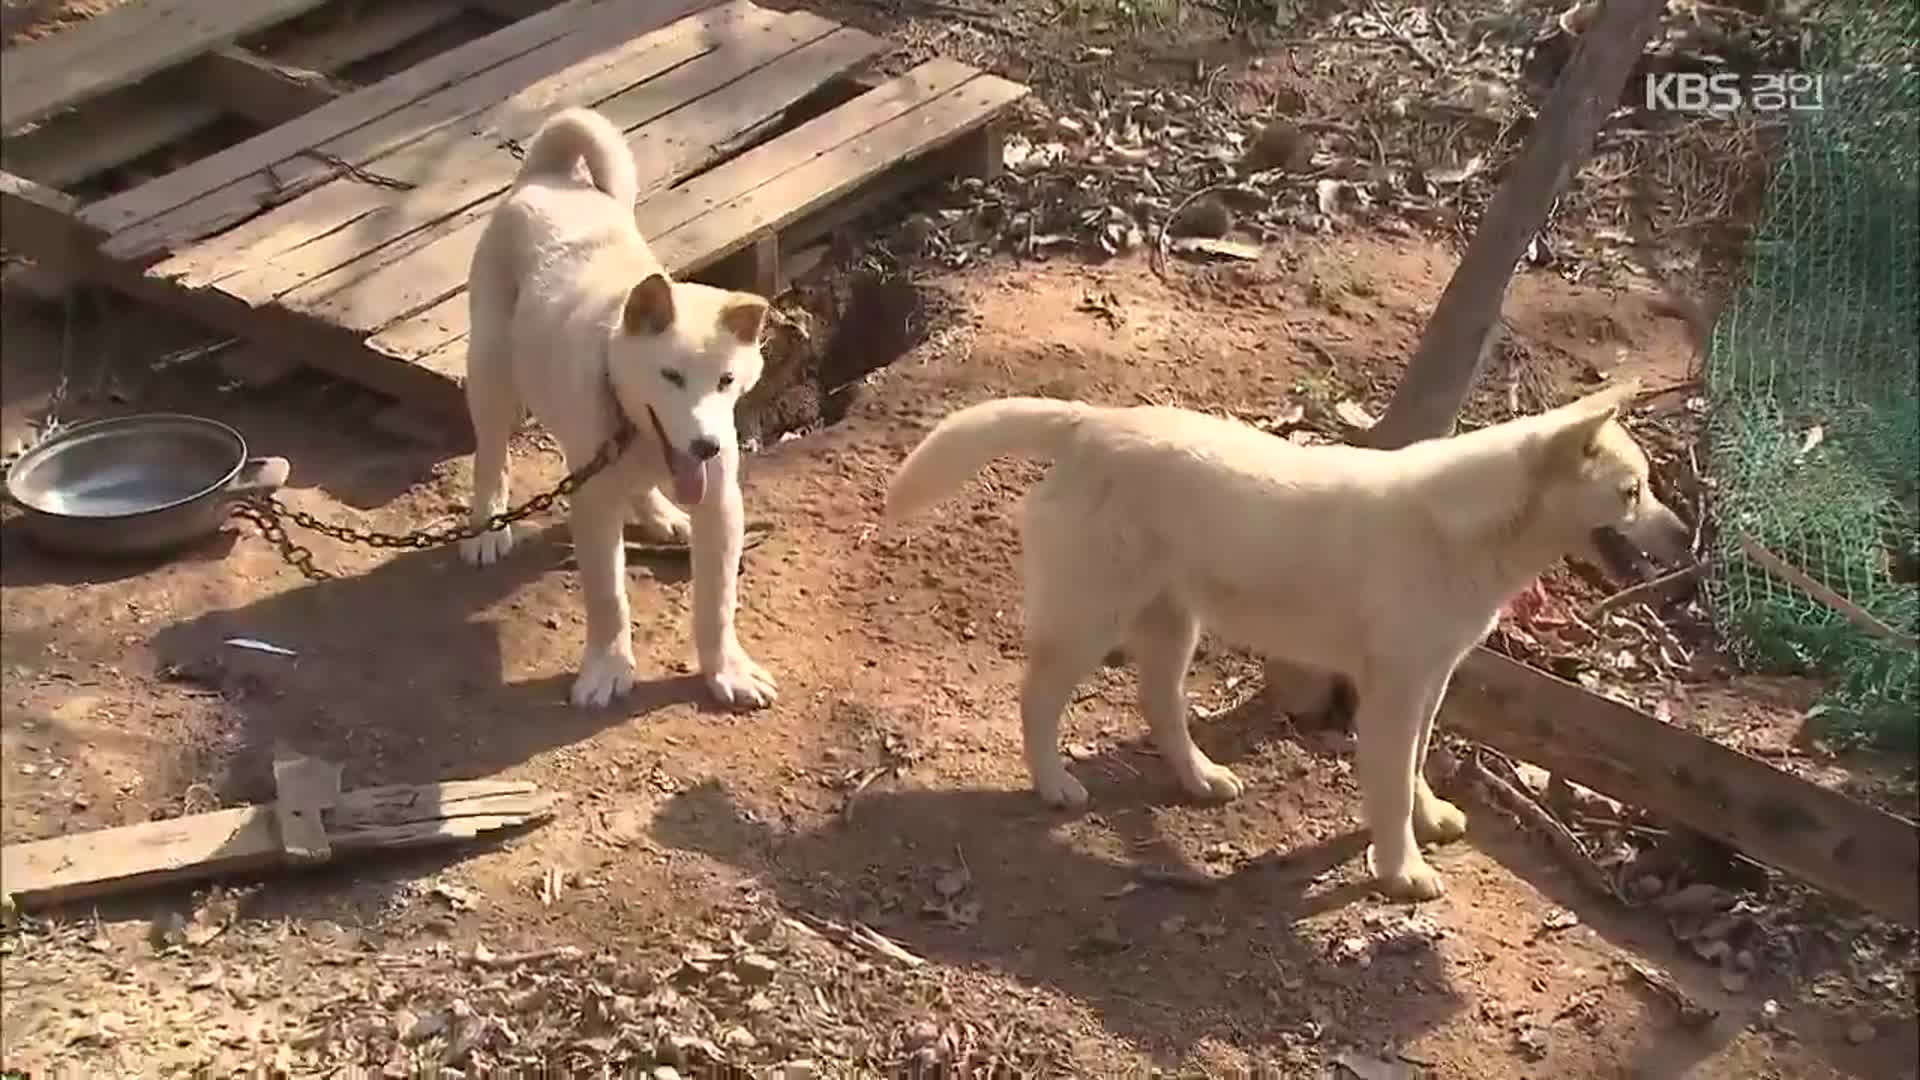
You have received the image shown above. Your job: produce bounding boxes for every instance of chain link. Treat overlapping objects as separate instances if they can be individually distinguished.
[235,420,639,576]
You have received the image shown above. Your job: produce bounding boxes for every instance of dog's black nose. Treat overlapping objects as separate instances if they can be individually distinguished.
[688,436,722,461]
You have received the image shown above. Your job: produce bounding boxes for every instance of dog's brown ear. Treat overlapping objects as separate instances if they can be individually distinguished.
[623,273,675,336]
[717,294,769,346]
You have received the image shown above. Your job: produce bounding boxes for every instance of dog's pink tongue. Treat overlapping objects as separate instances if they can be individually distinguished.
[669,450,708,506]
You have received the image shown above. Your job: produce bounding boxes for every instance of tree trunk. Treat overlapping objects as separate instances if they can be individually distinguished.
[1357,0,1667,450]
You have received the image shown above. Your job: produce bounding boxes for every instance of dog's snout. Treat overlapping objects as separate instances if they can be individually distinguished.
[688,436,722,461]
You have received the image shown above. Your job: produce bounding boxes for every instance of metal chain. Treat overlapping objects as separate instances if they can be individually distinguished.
[236,420,639,573]
[2,287,85,475]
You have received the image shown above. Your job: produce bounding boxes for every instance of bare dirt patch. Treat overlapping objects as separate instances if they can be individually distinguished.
[4,0,1915,1075]
[5,241,1914,1076]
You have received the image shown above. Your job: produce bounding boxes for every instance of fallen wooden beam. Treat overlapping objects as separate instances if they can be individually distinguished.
[0,755,556,909]
[1441,647,1920,929]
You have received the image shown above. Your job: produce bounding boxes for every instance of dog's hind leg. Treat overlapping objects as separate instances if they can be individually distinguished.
[1410,665,1468,845]
[1354,666,1450,901]
[459,242,522,567]
[1133,594,1244,803]
[1016,498,1135,809]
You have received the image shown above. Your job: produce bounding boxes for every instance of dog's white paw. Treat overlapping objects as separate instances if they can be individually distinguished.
[1033,768,1089,810]
[460,525,514,567]
[1179,758,1246,803]
[703,648,776,710]
[570,647,638,708]
[1367,845,1447,902]
[632,500,693,545]
[1413,794,1469,845]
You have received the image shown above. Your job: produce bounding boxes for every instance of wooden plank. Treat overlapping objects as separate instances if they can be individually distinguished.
[271,753,341,862]
[1,778,555,909]
[1442,647,1920,929]
[272,0,467,73]
[192,48,346,127]
[652,73,1027,273]
[158,0,786,298]
[3,95,219,190]
[0,0,333,131]
[289,22,887,336]
[371,58,982,366]
[0,0,464,189]
[79,0,627,251]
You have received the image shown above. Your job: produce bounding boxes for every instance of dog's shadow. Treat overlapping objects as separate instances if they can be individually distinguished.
[652,769,1463,1066]
[134,521,714,805]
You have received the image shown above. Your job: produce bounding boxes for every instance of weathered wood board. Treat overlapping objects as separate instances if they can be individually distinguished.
[1,0,1027,431]
[1443,647,1920,929]
[1,763,556,910]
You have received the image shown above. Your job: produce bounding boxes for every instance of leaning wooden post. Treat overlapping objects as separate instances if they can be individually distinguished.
[1357,0,1667,450]
[1264,0,1668,707]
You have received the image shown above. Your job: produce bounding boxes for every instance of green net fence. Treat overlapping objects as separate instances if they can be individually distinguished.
[1702,0,1920,750]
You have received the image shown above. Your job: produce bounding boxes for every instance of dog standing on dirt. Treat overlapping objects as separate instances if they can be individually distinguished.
[884,383,1690,900]
[460,107,777,712]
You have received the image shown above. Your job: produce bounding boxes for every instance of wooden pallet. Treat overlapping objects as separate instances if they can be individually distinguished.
[1,0,1027,432]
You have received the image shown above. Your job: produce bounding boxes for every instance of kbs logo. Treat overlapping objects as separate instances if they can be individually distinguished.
[1644,72,1826,113]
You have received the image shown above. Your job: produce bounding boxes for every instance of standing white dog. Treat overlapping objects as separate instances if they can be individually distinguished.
[461,107,777,712]
[884,384,1690,900]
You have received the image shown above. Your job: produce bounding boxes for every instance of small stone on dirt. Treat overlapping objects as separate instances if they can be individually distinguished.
[1170,197,1232,239]
[1245,119,1315,173]
[1847,1021,1875,1044]
[1541,907,1581,932]
[1332,1049,1413,1080]
[734,951,780,986]
[934,865,970,898]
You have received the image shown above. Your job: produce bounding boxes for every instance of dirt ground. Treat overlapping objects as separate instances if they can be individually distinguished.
[4,0,1918,1075]
[3,237,1915,1077]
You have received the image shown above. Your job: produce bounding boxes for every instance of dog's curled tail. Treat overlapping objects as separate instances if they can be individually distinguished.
[515,107,638,207]
[885,397,1090,519]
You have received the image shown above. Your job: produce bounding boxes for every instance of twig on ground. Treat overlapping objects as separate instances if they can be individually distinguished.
[1134,865,1222,892]
[1621,955,1721,1029]
[1468,750,1619,900]
[1585,563,1705,622]
[1362,0,1445,73]
[793,912,929,968]
[1739,536,1919,651]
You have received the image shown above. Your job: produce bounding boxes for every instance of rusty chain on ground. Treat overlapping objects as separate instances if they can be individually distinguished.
[232,420,639,580]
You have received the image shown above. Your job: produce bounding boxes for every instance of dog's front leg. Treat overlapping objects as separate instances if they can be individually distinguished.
[1411,665,1468,845]
[1355,667,1450,901]
[690,455,776,710]
[568,477,639,708]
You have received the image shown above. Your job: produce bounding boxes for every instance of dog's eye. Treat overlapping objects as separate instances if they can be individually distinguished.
[661,369,686,388]
[1621,480,1642,501]
[717,374,735,391]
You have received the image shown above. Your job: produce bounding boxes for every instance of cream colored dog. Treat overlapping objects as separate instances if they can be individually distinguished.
[460,107,776,712]
[885,384,1689,900]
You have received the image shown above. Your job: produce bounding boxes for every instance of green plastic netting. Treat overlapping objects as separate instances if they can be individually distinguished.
[1702,0,1920,750]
